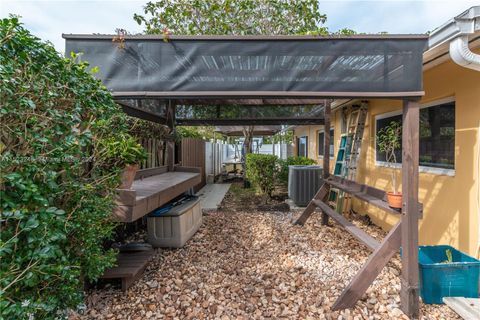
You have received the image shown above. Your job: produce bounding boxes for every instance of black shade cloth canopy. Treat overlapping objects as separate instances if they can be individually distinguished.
[64,34,427,98]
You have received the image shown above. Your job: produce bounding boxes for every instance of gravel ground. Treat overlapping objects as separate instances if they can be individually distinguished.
[73,184,459,319]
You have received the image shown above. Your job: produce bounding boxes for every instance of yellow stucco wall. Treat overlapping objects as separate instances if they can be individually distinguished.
[293,59,480,257]
[292,113,337,171]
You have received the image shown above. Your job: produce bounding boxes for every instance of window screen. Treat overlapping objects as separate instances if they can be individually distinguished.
[318,129,334,157]
[297,136,308,157]
[375,101,455,169]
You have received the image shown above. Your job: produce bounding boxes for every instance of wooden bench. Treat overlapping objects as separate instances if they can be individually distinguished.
[325,175,422,217]
[114,166,202,222]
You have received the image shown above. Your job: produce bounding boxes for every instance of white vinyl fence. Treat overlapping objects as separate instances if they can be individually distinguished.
[204,141,293,182]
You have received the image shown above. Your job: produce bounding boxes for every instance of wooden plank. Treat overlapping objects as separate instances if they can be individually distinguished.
[443,298,480,320]
[175,165,202,173]
[293,183,329,225]
[111,90,426,99]
[400,100,420,318]
[313,200,379,251]
[332,221,401,310]
[101,267,138,278]
[115,189,136,206]
[176,118,325,126]
[113,171,201,222]
[181,138,206,191]
[322,99,331,225]
[112,205,134,222]
[100,250,155,291]
[135,166,168,180]
[325,176,401,215]
[326,175,423,217]
[166,101,175,171]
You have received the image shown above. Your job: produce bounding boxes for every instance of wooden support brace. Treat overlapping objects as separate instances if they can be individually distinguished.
[293,183,329,225]
[313,199,380,251]
[331,221,401,310]
[322,99,331,225]
[166,100,176,172]
[400,100,420,318]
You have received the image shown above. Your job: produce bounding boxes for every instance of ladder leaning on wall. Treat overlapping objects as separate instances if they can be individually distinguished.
[329,102,368,214]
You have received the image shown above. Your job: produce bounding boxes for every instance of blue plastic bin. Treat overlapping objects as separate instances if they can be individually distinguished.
[418,245,480,304]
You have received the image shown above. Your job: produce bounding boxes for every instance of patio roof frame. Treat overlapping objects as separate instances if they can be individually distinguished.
[65,33,425,317]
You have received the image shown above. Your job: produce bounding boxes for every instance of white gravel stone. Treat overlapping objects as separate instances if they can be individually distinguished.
[75,185,460,320]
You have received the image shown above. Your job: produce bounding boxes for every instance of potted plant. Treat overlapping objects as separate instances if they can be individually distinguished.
[376,121,402,208]
[99,134,147,189]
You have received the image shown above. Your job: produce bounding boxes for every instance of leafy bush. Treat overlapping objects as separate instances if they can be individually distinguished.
[245,154,278,199]
[277,156,317,185]
[0,17,131,319]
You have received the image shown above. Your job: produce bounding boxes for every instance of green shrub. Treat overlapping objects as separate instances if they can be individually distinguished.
[245,154,277,199]
[0,17,131,319]
[278,156,317,185]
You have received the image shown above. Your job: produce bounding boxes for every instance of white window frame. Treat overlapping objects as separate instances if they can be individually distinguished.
[317,127,335,159]
[374,97,456,177]
[297,135,308,157]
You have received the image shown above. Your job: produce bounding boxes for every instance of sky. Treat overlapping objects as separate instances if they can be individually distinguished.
[1,0,479,52]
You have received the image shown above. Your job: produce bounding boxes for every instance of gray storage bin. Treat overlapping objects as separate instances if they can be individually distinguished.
[288,165,323,206]
[147,198,202,248]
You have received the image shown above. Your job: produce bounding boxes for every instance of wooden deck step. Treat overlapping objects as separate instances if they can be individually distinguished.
[313,199,380,251]
[100,250,155,291]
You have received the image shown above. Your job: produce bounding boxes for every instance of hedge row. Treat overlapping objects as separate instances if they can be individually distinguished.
[0,17,131,319]
[246,154,317,197]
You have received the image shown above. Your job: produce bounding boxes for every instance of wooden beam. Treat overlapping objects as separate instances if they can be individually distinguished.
[112,91,425,100]
[176,117,325,126]
[332,221,402,310]
[118,102,167,124]
[293,183,329,225]
[313,200,380,251]
[166,101,175,171]
[400,100,420,318]
[322,99,331,225]
[326,176,401,215]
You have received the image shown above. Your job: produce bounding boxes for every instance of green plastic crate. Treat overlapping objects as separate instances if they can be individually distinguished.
[418,245,480,304]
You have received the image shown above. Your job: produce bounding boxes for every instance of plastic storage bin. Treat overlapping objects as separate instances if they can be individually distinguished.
[147,197,202,248]
[418,245,480,304]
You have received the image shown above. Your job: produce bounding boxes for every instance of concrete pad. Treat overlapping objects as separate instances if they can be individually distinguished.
[443,297,480,320]
[285,198,307,211]
[196,183,231,212]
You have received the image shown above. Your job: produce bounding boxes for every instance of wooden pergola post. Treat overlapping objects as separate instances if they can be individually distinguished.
[166,100,175,171]
[294,100,331,226]
[321,99,331,225]
[400,99,420,318]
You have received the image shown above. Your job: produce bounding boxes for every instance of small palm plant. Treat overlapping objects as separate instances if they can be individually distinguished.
[376,121,402,208]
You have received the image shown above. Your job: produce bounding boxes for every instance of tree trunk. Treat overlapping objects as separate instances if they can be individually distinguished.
[242,126,254,188]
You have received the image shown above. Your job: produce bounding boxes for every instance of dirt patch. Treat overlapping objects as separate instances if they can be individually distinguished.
[219,182,289,212]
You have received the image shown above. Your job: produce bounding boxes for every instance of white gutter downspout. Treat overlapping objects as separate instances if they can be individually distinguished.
[428,6,480,71]
[450,36,480,71]
[449,7,480,71]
